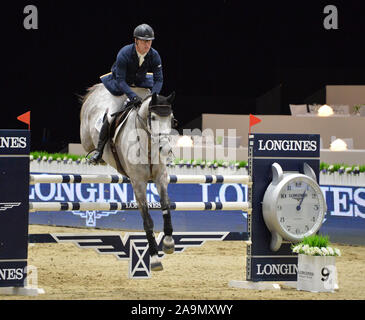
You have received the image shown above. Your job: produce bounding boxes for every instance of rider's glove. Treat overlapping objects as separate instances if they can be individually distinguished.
[127,96,142,108]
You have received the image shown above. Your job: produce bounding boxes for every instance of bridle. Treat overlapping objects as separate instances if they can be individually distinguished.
[136,103,173,136]
[134,100,175,161]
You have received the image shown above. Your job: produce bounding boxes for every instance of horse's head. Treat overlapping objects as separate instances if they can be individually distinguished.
[147,92,176,158]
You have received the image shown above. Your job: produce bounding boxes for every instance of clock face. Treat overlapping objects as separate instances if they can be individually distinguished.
[276,177,325,238]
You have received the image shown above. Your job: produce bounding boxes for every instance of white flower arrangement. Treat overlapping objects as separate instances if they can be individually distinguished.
[292,235,341,257]
[292,243,341,256]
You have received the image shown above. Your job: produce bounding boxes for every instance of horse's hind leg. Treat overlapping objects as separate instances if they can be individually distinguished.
[132,180,163,271]
[155,178,175,254]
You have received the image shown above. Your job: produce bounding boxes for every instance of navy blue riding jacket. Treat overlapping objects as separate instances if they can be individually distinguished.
[100,43,163,99]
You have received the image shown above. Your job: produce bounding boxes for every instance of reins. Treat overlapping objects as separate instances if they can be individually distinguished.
[134,100,174,169]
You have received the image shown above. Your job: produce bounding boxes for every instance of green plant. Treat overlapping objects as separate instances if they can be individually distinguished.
[29,151,363,172]
[300,235,330,248]
[238,160,247,168]
[292,234,341,256]
[216,136,223,145]
[31,151,85,162]
[353,104,365,114]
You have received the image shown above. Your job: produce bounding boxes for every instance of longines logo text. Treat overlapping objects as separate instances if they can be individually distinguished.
[0,137,27,149]
[0,268,24,281]
[125,202,162,209]
[258,139,317,152]
[257,263,298,275]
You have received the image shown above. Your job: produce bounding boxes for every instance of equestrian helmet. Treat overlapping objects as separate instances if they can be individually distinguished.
[133,24,155,40]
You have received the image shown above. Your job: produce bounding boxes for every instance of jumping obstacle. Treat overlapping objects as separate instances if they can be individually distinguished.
[229,133,321,290]
[0,130,36,295]
[30,174,251,185]
[0,129,321,295]
[29,201,251,212]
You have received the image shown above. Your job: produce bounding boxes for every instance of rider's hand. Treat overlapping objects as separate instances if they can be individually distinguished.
[129,96,142,107]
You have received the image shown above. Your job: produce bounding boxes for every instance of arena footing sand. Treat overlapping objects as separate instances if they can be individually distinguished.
[2,225,365,300]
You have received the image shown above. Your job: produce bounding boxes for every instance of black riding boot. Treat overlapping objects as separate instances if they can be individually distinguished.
[89,119,109,164]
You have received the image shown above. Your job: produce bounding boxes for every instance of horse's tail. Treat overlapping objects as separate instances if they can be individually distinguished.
[79,84,101,119]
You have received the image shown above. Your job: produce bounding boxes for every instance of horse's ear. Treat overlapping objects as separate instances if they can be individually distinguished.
[151,92,158,105]
[167,91,175,104]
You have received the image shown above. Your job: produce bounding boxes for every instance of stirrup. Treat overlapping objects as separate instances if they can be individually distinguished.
[88,150,103,164]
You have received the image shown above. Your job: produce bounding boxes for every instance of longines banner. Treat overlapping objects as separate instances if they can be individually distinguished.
[28,177,365,245]
[0,130,30,288]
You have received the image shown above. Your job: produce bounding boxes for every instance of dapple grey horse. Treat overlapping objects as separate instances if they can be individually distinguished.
[80,84,175,271]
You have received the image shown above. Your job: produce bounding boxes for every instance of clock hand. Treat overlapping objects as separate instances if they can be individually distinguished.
[296,189,307,211]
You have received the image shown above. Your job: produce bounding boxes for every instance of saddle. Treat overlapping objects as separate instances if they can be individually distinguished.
[109,94,152,139]
[106,106,133,178]
[109,105,133,139]
[107,95,152,178]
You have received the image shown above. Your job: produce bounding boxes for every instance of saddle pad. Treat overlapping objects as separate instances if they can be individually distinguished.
[95,117,103,133]
[94,108,133,138]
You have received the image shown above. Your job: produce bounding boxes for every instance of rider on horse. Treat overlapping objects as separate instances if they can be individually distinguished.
[89,23,164,164]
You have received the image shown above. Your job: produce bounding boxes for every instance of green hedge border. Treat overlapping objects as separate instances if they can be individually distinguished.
[30,151,365,172]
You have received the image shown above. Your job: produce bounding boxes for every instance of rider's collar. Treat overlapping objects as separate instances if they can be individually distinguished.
[136,50,147,60]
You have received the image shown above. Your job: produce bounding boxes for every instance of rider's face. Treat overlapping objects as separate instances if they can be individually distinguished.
[135,39,152,55]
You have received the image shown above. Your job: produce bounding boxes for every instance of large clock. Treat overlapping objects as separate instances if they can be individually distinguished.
[262,162,326,251]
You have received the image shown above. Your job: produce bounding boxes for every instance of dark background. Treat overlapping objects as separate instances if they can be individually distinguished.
[2,0,365,152]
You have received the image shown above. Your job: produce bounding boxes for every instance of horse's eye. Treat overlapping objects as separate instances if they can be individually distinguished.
[151,116,156,121]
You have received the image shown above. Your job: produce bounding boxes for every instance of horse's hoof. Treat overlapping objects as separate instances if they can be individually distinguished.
[150,255,163,271]
[86,157,98,165]
[87,159,96,165]
[163,236,175,254]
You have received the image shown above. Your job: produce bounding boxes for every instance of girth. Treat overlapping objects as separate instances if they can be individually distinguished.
[108,108,132,178]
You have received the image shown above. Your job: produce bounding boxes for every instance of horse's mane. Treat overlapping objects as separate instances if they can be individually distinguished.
[143,94,153,104]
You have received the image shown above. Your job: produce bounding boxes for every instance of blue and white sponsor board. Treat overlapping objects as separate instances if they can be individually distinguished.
[320,185,365,245]
[0,130,30,288]
[29,175,365,245]
[29,178,248,232]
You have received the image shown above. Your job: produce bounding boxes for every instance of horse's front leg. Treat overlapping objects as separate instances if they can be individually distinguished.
[155,176,175,254]
[132,180,163,271]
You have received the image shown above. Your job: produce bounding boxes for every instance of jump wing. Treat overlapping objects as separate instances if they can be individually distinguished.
[157,232,230,256]
[0,202,21,211]
[50,233,145,260]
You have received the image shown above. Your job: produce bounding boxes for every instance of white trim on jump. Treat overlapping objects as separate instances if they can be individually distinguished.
[29,174,252,185]
[29,201,251,213]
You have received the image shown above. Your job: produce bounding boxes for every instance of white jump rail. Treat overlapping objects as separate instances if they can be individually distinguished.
[30,174,252,185]
[29,201,251,213]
